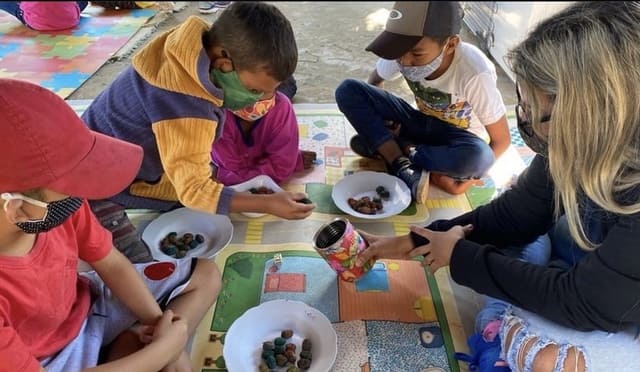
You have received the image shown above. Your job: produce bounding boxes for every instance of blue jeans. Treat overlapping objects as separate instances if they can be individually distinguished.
[0,1,88,28]
[476,216,585,333]
[334,79,495,179]
[475,234,552,333]
[0,2,25,25]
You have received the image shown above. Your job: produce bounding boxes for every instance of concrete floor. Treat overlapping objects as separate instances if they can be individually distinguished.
[69,1,517,108]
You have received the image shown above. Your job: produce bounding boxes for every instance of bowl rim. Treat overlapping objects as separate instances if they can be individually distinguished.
[141,207,233,260]
[331,170,411,219]
[228,175,284,218]
[223,299,338,371]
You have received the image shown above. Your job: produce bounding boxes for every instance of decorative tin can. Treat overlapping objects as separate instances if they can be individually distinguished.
[312,217,374,282]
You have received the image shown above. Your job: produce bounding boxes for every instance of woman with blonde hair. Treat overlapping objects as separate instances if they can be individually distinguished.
[354,2,640,370]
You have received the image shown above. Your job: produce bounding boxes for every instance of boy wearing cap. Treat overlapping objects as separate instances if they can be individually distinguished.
[0,79,220,371]
[336,1,510,201]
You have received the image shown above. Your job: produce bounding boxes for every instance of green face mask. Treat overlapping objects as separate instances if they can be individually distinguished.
[210,69,262,110]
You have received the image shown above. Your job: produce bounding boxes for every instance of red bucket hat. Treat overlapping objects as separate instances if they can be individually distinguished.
[0,79,143,199]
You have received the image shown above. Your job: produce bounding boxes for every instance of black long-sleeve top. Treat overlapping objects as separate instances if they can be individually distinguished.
[415,155,640,332]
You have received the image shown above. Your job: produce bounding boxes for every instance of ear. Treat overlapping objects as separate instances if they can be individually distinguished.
[446,35,461,53]
[3,199,29,224]
[210,46,234,72]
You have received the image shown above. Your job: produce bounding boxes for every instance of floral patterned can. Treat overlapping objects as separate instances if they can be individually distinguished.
[312,217,373,282]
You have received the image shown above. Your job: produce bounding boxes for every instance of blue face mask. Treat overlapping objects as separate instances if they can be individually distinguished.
[397,47,446,82]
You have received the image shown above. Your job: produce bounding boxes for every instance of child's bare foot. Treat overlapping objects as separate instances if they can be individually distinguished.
[430,173,484,195]
[302,150,317,169]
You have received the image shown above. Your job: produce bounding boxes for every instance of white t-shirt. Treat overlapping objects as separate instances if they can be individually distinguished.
[376,42,506,138]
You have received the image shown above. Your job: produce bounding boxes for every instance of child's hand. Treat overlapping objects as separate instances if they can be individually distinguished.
[267,191,315,219]
[302,150,317,169]
[138,324,155,344]
[152,310,189,361]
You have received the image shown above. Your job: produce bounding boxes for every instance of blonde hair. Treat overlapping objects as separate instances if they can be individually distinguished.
[506,2,640,249]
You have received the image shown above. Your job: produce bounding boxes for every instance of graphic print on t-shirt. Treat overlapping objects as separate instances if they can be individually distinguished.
[407,80,473,129]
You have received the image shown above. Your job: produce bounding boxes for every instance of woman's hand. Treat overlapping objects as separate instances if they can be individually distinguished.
[408,224,473,272]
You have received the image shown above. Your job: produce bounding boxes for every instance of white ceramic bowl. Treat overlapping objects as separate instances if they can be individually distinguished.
[224,300,337,372]
[141,207,233,260]
[229,175,284,218]
[331,171,412,219]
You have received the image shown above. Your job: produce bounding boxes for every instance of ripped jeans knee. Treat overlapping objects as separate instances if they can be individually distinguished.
[501,313,589,372]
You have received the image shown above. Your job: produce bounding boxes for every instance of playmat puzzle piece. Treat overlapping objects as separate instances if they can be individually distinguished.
[263,273,306,293]
[35,35,94,59]
[41,71,91,94]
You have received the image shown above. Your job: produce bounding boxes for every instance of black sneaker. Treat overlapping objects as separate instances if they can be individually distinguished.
[391,157,429,204]
[349,135,381,159]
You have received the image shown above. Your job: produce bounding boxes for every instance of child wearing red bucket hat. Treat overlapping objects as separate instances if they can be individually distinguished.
[0,79,221,371]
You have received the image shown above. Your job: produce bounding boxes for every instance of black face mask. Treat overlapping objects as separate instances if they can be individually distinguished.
[515,83,550,157]
[16,197,83,234]
[516,113,549,157]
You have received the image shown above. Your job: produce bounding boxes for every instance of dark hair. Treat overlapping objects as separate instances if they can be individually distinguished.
[428,35,454,47]
[204,2,298,82]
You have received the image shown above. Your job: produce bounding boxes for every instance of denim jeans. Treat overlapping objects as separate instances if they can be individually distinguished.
[547,216,586,269]
[0,2,24,24]
[476,216,588,330]
[475,233,552,333]
[335,78,494,179]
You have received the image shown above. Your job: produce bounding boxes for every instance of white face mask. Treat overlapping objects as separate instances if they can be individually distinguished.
[397,47,446,82]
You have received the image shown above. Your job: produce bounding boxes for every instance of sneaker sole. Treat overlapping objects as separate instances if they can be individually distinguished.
[414,171,430,204]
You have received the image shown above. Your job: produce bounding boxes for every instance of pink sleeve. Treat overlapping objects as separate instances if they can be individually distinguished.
[212,93,301,185]
[0,323,41,372]
[73,201,113,263]
[251,96,301,183]
[210,111,254,185]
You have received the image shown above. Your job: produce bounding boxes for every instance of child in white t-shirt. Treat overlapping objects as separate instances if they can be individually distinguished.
[335,1,510,199]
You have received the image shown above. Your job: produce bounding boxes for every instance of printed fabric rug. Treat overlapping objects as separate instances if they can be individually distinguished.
[0,5,158,98]
[67,100,532,372]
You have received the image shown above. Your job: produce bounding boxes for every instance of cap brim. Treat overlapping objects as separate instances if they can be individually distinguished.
[48,131,143,200]
[365,31,422,60]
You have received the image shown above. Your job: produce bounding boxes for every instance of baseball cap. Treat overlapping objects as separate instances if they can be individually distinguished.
[366,1,464,60]
[0,79,143,199]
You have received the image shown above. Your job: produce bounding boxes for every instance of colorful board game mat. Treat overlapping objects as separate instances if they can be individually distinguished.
[68,100,532,371]
[0,5,158,98]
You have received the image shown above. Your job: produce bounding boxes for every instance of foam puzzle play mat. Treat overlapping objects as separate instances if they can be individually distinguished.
[0,5,158,98]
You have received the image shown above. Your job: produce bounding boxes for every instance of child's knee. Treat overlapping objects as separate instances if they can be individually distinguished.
[335,78,365,105]
[460,143,494,178]
[194,258,222,297]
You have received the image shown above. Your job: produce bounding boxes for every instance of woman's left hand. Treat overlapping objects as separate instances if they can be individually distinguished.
[408,224,473,272]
